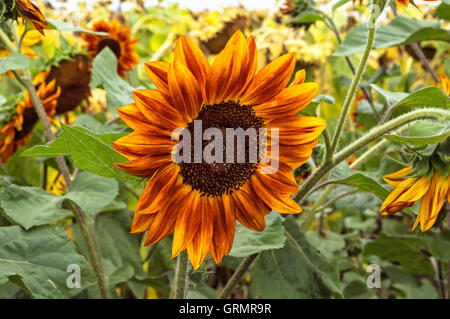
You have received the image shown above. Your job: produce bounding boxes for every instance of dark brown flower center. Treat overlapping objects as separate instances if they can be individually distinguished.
[97,38,122,58]
[178,101,265,197]
[14,107,38,141]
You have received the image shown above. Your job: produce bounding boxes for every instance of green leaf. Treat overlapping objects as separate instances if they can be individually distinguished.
[334,17,450,56]
[386,87,450,119]
[90,48,134,114]
[47,19,109,36]
[305,230,345,259]
[424,231,450,261]
[300,94,335,116]
[0,225,96,298]
[330,162,390,200]
[332,0,351,11]
[0,177,71,230]
[371,84,408,106]
[251,216,342,298]
[0,53,30,74]
[64,172,119,215]
[436,0,450,21]
[229,211,286,257]
[61,124,139,182]
[290,11,324,24]
[363,234,434,275]
[21,134,69,157]
[385,120,450,147]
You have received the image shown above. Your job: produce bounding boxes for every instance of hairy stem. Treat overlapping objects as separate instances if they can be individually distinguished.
[330,9,379,154]
[218,253,258,299]
[171,251,189,299]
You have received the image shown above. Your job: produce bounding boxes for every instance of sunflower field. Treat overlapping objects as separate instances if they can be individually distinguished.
[0,0,449,302]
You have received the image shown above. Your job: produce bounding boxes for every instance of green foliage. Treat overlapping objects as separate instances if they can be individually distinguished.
[0,53,30,74]
[0,225,96,298]
[251,217,342,298]
[385,120,450,147]
[335,17,450,56]
[229,212,286,257]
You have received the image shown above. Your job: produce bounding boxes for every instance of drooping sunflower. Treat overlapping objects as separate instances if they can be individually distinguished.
[14,0,49,35]
[82,19,139,78]
[0,72,60,163]
[113,30,326,269]
[380,137,450,232]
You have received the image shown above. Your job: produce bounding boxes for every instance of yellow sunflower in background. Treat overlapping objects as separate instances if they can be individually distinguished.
[15,0,49,35]
[82,19,139,78]
[113,30,325,269]
[395,0,437,7]
[0,72,60,163]
[438,74,450,95]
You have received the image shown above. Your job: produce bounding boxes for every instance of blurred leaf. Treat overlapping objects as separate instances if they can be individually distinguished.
[252,216,342,298]
[363,234,434,275]
[0,177,70,230]
[290,11,324,24]
[424,231,450,261]
[436,0,450,21]
[64,172,119,215]
[335,17,450,56]
[90,48,134,114]
[0,225,96,298]
[0,53,30,74]
[47,19,108,36]
[386,266,438,299]
[332,0,351,11]
[229,211,286,257]
[305,230,345,258]
[61,124,138,182]
[385,120,450,147]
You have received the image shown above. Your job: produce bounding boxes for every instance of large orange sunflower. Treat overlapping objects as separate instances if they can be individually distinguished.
[113,30,326,269]
[0,72,60,163]
[82,19,139,78]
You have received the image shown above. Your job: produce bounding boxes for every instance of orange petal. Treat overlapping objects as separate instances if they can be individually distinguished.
[240,53,296,106]
[168,61,203,122]
[115,155,172,178]
[144,61,172,102]
[254,83,319,118]
[291,69,306,86]
[174,35,210,96]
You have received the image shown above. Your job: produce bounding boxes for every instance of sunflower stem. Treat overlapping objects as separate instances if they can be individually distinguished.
[171,250,189,299]
[218,253,258,299]
[1,23,109,299]
[330,7,380,155]
[294,108,450,205]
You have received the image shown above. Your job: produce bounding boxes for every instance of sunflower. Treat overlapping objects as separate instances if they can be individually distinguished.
[82,19,139,78]
[113,30,326,269]
[380,165,449,231]
[0,72,60,163]
[46,54,92,114]
[15,0,49,35]
[395,0,437,7]
[438,74,450,96]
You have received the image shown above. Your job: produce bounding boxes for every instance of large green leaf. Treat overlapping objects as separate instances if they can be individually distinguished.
[61,124,139,181]
[334,17,450,56]
[0,225,96,298]
[385,120,450,147]
[0,53,30,74]
[90,48,134,114]
[0,177,70,230]
[229,211,286,257]
[251,216,342,298]
[436,0,450,21]
[363,234,434,275]
[64,172,119,215]
[424,231,450,261]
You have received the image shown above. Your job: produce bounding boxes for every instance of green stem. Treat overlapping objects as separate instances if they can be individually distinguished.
[218,253,258,299]
[171,251,189,299]
[330,10,378,155]
[301,185,333,230]
[294,108,450,205]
